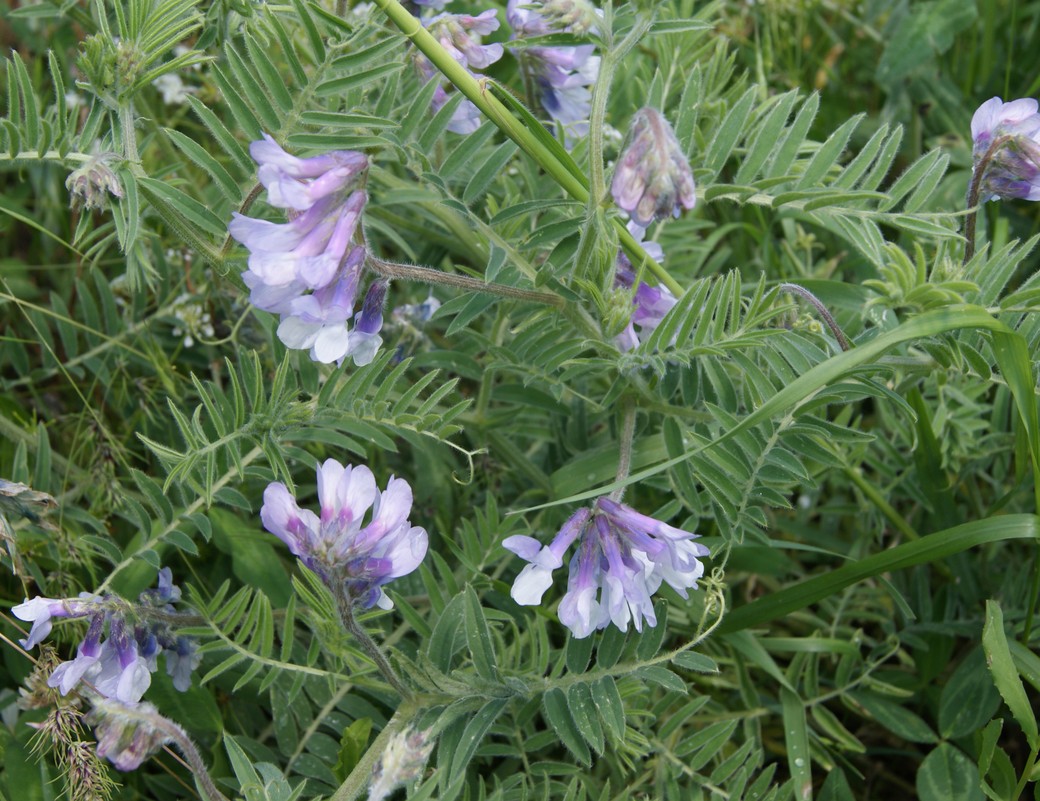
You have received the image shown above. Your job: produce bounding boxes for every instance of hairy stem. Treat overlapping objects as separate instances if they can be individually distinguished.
[333,583,413,699]
[610,398,636,502]
[367,257,565,308]
[963,134,1009,264]
[778,283,851,351]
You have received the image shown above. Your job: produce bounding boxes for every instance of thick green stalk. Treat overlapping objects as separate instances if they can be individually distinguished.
[370,0,683,296]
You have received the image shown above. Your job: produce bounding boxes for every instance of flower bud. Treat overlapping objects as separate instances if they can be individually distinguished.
[971,97,1040,202]
[540,0,600,34]
[368,726,435,801]
[88,700,170,771]
[611,107,696,227]
[65,153,124,211]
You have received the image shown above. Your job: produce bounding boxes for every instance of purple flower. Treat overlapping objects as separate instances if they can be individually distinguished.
[507,0,600,139]
[970,96,1040,202]
[251,133,368,210]
[92,621,152,704]
[612,107,696,226]
[231,136,387,365]
[261,459,428,609]
[414,10,504,134]
[504,498,708,638]
[15,570,199,702]
[613,236,677,352]
[12,594,99,649]
[48,613,105,695]
[425,10,504,71]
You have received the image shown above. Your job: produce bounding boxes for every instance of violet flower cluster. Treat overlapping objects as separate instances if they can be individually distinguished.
[504,498,709,638]
[507,0,601,140]
[229,134,388,365]
[613,235,677,352]
[612,107,696,229]
[970,96,1040,202]
[261,459,428,609]
[13,568,200,704]
[414,10,505,134]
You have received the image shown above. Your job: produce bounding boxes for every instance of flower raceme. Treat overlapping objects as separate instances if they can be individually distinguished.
[611,107,696,228]
[613,235,677,352]
[507,0,601,140]
[503,498,709,638]
[260,459,428,610]
[13,569,199,704]
[970,96,1040,202]
[413,10,505,134]
[230,134,389,365]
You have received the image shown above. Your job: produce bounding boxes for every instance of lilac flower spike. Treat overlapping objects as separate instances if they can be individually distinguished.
[261,459,428,609]
[612,107,696,227]
[13,569,199,703]
[613,235,677,352]
[230,135,389,365]
[970,96,1040,202]
[507,0,600,139]
[414,10,505,134]
[504,498,708,638]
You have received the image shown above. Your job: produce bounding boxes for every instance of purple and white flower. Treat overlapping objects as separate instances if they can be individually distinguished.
[613,235,677,352]
[261,459,428,609]
[231,136,389,365]
[13,569,199,703]
[970,96,1040,202]
[88,699,171,772]
[414,10,504,134]
[612,107,696,227]
[12,594,99,649]
[507,0,600,140]
[504,498,708,638]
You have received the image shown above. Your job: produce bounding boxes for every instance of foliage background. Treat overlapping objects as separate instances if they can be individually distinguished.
[2,0,1040,800]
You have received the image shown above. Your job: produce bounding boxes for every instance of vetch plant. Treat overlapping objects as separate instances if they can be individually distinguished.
[8,2,1040,801]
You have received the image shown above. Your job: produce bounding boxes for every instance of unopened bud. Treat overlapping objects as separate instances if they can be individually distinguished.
[368,726,435,801]
[66,153,124,211]
[539,0,600,34]
[611,107,696,227]
[88,700,170,771]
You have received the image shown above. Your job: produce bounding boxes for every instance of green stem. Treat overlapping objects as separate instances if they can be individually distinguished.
[118,103,140,165]
[370,0,683,297]
[843,467,919,541]
[1024,558,1040,644]
[0,150,93,165]
[587,2,615,204]
[779,283,851,351]
[610,397,636,502]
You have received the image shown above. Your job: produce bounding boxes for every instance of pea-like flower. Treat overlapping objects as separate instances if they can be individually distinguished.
[613,236,676,352]
[970,96,1040,202]
[261,460,428,610]
[414,10,504,134]
[230,135,389,365]
[503,498,708,638]
[611,107,696,227]
[507,0,600,139]
[13,569,200,703]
